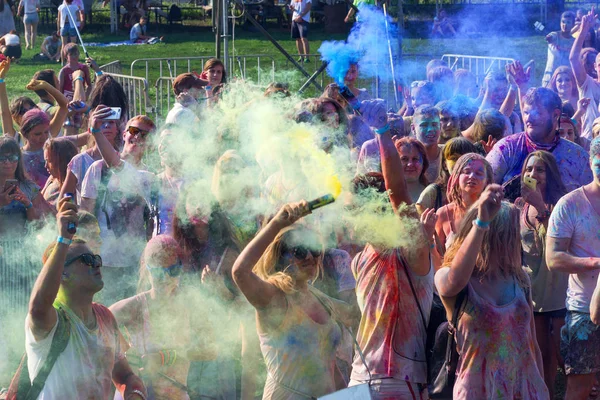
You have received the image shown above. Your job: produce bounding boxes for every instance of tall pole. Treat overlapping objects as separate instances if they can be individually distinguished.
[215,0,221,59]
[222,0,230,73]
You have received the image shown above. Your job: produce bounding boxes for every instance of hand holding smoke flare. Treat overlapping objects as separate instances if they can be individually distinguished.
[282,175,342,219]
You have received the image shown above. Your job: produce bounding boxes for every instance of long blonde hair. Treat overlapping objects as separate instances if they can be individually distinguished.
[253,225,323,294]
[443,202,528,286]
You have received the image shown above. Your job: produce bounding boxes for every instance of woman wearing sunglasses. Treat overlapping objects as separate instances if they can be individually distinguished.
[80,113,157,305]
[110,235,217,400]
[233,202,355,399]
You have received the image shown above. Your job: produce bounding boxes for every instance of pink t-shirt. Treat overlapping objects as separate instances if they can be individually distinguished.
[350,245,433,384]
[547,187,600,311]
[454,282,549,399]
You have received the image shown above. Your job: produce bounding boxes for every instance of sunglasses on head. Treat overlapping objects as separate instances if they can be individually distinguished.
[146,261,183,278]
[0,154,19,163]
[127,126,150,137]
[65,253,103,268]
[284,245,322,260]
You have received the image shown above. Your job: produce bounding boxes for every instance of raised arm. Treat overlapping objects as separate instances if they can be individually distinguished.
[28,197,77,340]
[506,60,531,119]
[232,202,309,309]
[0,60,15,137]
[26,79,69,137]
[88,106,124,168]
[360,100,411,210]
[570,9,595,88]
[435,184,503,297]
[546,236,600,273]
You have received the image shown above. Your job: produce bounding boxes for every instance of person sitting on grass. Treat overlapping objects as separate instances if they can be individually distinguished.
[130,16,150,43]
[0,30,22,62]
[38,31,61,62]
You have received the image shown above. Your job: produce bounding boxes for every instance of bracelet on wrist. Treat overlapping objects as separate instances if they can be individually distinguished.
[95,70,103,76]
[472,218,491,231]
[57,236,73,245]
[25,201,33,209]
[374,123,390,135]
[90,127,101,134]
[74,77,84,82]
[0,78,4,84]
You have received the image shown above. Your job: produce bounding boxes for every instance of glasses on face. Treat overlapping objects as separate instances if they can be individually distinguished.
[411,81,428,88]
[146,261,183,278]
[65,253,103,268]
[285,245,322,260]
[0,154,19,163]
[127,126,150,137]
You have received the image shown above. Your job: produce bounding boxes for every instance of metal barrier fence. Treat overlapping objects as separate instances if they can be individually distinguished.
[100,60,123,75]
[154,76,175,123]
[105,73,153,119]
[130,55,276,84]
[441,54,516,84]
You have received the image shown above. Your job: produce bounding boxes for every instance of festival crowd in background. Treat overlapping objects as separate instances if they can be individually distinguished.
[5,2,600,400]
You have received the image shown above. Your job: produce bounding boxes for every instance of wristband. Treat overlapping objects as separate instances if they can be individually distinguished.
[374,123,390,135]
[57,236,73,245]
[131,389,147,400]
[90,127,101,134]
[95,71,103,76]
[535,208,551,222]
[472,218,491,231]
[25,201,33,209]
[0,78,4,84]
[74,77,84,82]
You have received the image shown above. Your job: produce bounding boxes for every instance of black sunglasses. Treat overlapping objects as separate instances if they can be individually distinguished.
[285,245,322,260]
[65,253,102,268]
[146,261,183,278]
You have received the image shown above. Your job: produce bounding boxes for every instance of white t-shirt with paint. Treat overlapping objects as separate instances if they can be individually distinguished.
[25,302,124,399]
[547,187,600,312]
[291,0,311,22]
[578,75,600,140]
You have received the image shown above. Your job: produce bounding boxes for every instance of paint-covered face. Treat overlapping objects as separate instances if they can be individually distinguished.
[591,154,600,182]
[146,244,181,291]
[398,144,424,183]
[555,73,573,97]
[439,112,460,141]
[0,152,19,177]
[522,102,555,141]
[559,121,576,142]
[445,157,457,174]
[321,102,340,129]
[411,87,435,108]
[25,123,50,150]
[344,64,359,84]
[458,159,487,195]
[561,16,575,33]
[206,64,224,87]
[414,115,441,146]
[44,148,59,179]
[489,78,508,107]
[282,245,321,283]
[100,120,119,146]
[63,244,104,293]
[524,156,547,194]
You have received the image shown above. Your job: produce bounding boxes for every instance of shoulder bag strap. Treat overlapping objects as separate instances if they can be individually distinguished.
[444,289,467,364]
[25,308,71,400]
[434,183,443,211]
[399,250,428,331]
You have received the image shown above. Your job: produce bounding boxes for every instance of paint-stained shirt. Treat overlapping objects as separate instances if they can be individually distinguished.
[578,75,600,140]
[454,281,549,400]
[350,245,433,384]
[548,187,600,311]
[486,132,592,193]
[25,301,124,400]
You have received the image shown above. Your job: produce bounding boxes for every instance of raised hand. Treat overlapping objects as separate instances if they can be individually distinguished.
[271,201,310,228]
[26,79,49,92]
[56,196,78,239]
[359,99,388,130]
[506,60,531,87]
[480,135,497,154]
[477,184,504,223]
[420,207,437,240]
[0,59,9,79]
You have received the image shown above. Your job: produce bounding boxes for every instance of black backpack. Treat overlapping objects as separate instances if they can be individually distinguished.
[6,309,71,400]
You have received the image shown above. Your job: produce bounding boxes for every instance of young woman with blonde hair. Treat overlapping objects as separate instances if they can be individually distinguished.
[435,185,548,399]
[233,202,353,399]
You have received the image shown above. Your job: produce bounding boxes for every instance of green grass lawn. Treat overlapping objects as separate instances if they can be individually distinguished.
[4,24,547,100]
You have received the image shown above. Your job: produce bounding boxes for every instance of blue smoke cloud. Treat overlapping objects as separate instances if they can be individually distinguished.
[318,5,399,85]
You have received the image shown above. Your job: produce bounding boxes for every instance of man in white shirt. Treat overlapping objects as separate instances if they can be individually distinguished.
[288,0,311,63]
[129,15,149,43]
[24,198,147,399]
[165,72,208,126]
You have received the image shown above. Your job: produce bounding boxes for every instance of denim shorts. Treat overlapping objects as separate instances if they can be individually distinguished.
[23,12,39,24]
[561,310,600,375]
[60,25,77,37]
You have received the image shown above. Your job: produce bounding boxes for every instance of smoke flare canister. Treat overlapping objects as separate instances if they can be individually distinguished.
[308,194,335,211]
[64,193,77,234]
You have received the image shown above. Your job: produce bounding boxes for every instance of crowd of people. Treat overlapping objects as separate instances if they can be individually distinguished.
[4,3,600,400]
